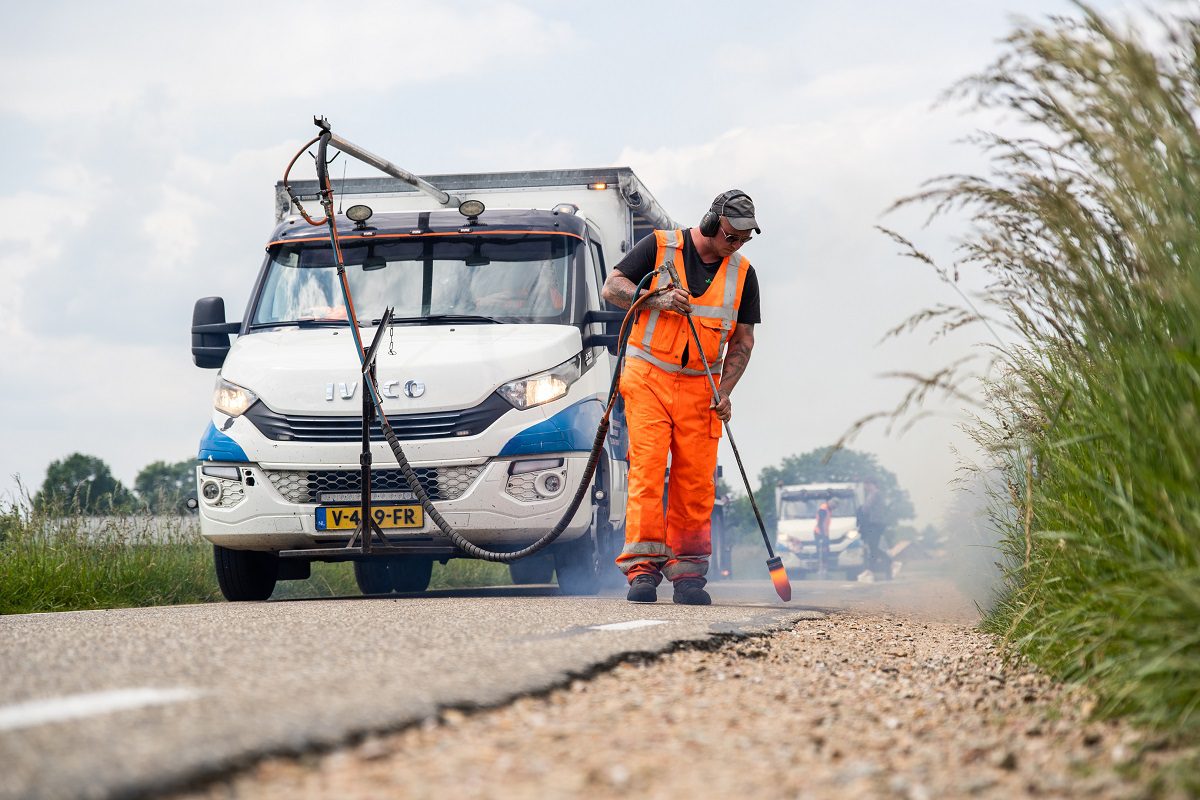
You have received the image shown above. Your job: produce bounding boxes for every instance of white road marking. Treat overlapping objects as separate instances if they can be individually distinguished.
[589,620,669,632]
[0,688,203,732]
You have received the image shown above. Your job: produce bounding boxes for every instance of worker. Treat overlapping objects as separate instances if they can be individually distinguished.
[814,497,837,577]
[856,478,891,578]
[601,190,762,605]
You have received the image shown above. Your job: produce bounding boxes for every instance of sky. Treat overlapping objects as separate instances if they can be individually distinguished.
[0,0,1139,526]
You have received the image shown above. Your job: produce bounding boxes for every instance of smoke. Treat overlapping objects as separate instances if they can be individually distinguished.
[937,471,1007,614]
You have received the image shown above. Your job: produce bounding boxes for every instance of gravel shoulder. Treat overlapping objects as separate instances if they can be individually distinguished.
[175,576,1195,800]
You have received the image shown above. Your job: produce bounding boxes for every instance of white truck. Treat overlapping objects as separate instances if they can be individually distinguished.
[774,482,866,579]
[190,166,680,600]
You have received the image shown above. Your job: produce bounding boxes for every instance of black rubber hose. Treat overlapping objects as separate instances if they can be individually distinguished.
[377,412,610,562]
[372,271,658,563]
[289,126,662,564]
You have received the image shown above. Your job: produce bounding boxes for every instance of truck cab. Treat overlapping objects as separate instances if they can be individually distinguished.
[774,482,866,579]
[190,168,679,600]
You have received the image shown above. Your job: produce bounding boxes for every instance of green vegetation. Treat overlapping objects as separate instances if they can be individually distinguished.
[0,502,219,614]
[34,453,138,514]
[134,459,197,514]
[0,498,512,614]
[30,452,197,515]
[892,5,1200,742]
[723,446,914,543]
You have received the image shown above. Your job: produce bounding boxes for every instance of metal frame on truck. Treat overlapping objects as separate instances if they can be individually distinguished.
[190,127,690,600]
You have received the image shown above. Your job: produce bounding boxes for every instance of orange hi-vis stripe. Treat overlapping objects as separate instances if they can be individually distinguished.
[267,229,585,247]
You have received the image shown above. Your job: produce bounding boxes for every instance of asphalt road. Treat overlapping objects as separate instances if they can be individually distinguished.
[0,578,876,800]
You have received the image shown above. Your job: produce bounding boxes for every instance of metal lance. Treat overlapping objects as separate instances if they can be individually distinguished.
[660,260,792,602]
[279,116,672,566]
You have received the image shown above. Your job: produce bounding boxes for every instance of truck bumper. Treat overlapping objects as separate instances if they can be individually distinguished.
[778,538,865,571]
[196,454,594,553]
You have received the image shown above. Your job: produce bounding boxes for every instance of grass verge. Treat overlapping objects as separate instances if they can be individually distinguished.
[888,4,1200,746]
[1,501,513,613]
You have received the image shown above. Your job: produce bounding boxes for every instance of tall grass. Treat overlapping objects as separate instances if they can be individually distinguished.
[0,500,221,613]
[1,497,512,613]
[891,5,1200,738]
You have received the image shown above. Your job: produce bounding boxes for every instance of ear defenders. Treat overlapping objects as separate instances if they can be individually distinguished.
[699,190,752,237]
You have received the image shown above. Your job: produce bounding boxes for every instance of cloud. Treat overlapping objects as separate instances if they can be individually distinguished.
[610,97,1001,524]
[0,2,573,121]
[0,180,96,336]
[0,329,217,500]
[4,0,1128,521]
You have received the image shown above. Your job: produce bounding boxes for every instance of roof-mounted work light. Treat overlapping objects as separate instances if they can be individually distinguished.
[458,199,486,219]
[346,204,374,229]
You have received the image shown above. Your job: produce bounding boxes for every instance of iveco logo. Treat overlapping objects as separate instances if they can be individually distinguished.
[325,380,426,400]
[325,381,357,401]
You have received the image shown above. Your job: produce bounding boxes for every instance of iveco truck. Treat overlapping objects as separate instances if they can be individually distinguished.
[190,167,680,600]
[774,482,866,579]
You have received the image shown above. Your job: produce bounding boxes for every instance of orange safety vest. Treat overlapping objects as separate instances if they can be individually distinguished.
[627,230,750,376]
[814,502,832,537]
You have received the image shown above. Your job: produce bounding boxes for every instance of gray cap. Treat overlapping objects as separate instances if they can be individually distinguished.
[712,189,760,233]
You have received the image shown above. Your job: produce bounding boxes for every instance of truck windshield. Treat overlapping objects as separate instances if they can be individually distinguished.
[780,496,858,519]
[251,235,579,327]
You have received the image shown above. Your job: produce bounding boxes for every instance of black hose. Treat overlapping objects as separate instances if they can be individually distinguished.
[377,410,610,562]
[370,271,657,563]
[289,124,659,563]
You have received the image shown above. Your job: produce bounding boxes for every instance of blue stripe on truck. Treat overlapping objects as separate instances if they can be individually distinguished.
[198,422,249,462]
[500,397,605,456]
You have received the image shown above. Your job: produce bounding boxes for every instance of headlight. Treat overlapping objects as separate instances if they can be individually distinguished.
[213,377,257,417]
[497,354,582,410]
[846,530,860,541]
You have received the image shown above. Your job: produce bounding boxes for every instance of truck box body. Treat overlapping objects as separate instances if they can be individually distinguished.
[193,168,679,585]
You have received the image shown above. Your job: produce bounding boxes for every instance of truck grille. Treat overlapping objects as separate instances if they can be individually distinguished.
[265,466,483,504]
[244,394,511,443]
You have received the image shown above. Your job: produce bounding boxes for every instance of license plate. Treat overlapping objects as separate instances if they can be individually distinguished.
[316,505,424,531]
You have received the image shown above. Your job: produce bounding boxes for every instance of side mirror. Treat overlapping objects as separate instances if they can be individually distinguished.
[192,297,239,368]
[583,308,625,355]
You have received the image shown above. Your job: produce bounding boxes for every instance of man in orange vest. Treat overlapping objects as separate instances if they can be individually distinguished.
[601,190,761,605]
[813,497,837,577]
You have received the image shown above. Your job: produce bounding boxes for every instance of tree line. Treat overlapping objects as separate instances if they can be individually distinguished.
[31,445,921,533]
[33,453,196,515]
[720,446,921,544]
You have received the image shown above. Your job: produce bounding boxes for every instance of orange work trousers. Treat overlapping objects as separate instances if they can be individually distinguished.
[615,357,721,584]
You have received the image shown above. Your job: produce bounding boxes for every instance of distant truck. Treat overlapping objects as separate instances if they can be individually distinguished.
[774,482,866,579]
[190,167,682,600]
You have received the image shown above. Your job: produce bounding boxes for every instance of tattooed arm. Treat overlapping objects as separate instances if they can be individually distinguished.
[602,272,691,314]
[712,324,755,421]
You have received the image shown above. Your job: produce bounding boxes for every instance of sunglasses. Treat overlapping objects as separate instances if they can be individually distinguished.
[720,221,753,245]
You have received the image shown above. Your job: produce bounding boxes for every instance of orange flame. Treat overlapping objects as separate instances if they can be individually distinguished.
[767,557,791,602]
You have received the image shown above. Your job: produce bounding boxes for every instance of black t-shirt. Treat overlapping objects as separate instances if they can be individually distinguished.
[612,229,761,324]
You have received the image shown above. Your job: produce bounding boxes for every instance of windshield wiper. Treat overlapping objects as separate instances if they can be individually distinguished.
[374,314,504,325]
[250,319,349,329]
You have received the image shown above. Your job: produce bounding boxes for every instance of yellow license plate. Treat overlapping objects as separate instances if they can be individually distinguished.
[316,505,424,530]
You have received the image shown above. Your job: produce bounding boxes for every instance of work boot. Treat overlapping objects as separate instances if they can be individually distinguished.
[626,574,658,603]
[671,579,711,606]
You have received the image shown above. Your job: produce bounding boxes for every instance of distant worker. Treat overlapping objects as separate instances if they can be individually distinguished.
[856,478,891,579]
[813,497,837,577]
[602,190,762,605]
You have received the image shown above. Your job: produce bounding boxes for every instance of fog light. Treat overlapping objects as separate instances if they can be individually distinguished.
[535,472,564,497]
[201,481,221,502]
